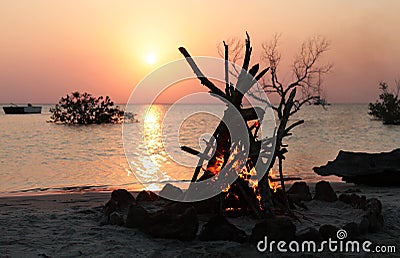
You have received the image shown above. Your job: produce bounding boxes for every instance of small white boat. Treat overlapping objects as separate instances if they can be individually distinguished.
[3,103,42,114]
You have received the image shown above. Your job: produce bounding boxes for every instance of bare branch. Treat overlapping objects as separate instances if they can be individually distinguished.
[289,95,318,116]
[262,33,284,94]
[223,41,230,98]
[242,32,252,72]
[217,37,244,78]
[288,36,331,95]
[231,32,254,106]
[284,120,304,136]
[217,37,244,63]
[248,63,259,77]
[179,47,227,99]
[181,145,211,160]
[255,68,270,82]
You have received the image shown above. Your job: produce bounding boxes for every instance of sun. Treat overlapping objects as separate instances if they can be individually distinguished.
[145,53,157,64]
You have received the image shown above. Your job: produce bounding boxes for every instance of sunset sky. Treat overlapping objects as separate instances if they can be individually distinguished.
[1,0,400,104]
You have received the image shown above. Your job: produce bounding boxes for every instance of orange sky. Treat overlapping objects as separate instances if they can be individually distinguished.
[1,0,400,104]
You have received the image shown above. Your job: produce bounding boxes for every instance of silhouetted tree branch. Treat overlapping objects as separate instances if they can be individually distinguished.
[218,37,244,78]
[246,35,332,213]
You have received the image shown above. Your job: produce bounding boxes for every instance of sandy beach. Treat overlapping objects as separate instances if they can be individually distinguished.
[0,183,398,257]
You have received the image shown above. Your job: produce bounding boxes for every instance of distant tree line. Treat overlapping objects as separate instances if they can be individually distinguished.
[49,91,136,124]
[369,81,400,125]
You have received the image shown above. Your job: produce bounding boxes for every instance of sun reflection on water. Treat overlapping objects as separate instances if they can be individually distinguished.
[144,105,164,157]
[140,105,172,189]
[135,105,226,191]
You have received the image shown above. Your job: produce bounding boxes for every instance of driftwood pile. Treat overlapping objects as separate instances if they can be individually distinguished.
[177,33,277,217]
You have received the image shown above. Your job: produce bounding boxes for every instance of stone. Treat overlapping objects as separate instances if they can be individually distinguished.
[343,222,360,239]
[193,195,220,214]
[313,181,337,202]
[338,193,356,205]
[359,195,367,210]
[199,215,247,243]
[136,190,159,202]
[296,227,322,242]
[159,183,184,200]
[287,182,312,201]
[366,198,382,214]
[358,216,370,235]
[104,199,118,217]
[338,193,368,210]
[126,204,149,228]
[367,213,384,233]
[319,224,339,240]
[365,198,384,233]
[164,202,192,214]
[146,206,198,241]
[109,212,124,226]
[250,217,296,243]
[178,206,199,240]
[111,189,135,211]
[338,193,365,209]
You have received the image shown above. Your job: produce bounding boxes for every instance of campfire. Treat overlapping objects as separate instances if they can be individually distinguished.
[220,171,284,217]
[268,176,281,193]
[178,33,300,218]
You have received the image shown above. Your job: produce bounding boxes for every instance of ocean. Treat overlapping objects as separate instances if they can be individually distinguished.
[0,104,399,195]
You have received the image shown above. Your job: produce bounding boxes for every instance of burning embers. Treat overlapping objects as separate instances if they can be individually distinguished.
[221,171,282,217]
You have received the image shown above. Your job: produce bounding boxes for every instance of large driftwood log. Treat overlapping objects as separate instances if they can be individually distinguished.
[313,149,400,186]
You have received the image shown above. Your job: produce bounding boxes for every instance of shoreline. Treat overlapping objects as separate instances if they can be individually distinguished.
[0,176,343,198]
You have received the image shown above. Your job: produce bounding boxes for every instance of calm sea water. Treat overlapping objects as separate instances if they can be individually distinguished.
[0,104,399,195]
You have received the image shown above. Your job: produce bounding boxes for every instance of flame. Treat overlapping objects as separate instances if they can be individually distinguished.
[222,184,231,192]
[206,156,224,175]
[245,167,258,188]
[227,146,241,171]
[256,191,262,202]
[268,177,280,193]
